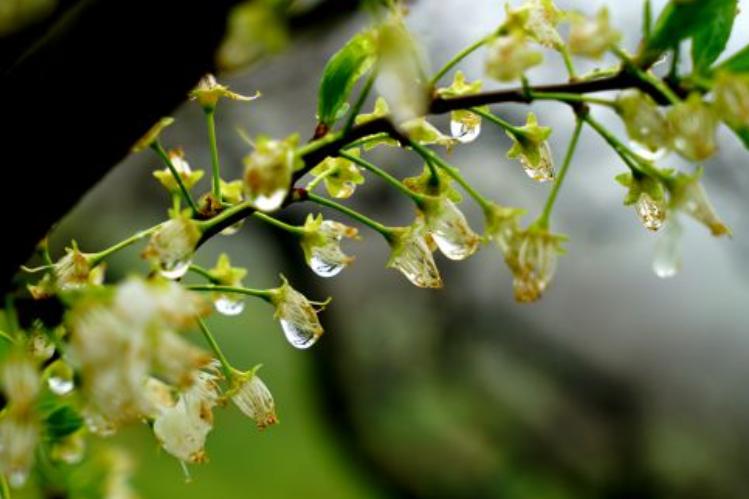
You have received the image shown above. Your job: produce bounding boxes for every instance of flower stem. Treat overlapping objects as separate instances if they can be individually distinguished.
[89,225,161,266]
[151,142,199,214]
[343,69,376,135]
[613,47,680,104]
[342,132,392,150]
[198,201,254,233]
[536,116,584,229]
[407,141,493,212]
[253,211,305,235]
[188,264,218,283]
[196,317,234,381]
[339,151,426,207]
[430,34,493,86]
[188,284,274,301]
[560,46,577,80]
[470,107,523,135]
[528,91,616,107]
[205,108,222,200]
[0,473,10,499]
[305,191,395,240]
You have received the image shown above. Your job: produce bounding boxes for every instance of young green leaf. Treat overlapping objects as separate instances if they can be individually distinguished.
[691,0,737,74]
[317,31,377,128]
[719,44,749,74]
[44,405,84,440]
[645,0,736,56]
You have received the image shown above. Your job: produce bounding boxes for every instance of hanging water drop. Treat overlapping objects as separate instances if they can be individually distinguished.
[159,257,191,280]
[653,220,682,279]
[450,119,481,144]
[48,376,74,396]
[252,190,286,212]
[279,319,319,350]
[629,140,667,161]
[309,253,346,278]
[9,469,28,489]
[214,295,245,316]
[220,220,245,236]
[519,141,554,182]
[635,193,666,231]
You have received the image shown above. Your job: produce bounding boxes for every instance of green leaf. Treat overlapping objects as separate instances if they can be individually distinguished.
[718,44,749,74]
[317,31,377,127]
[43,405,84,440]
[691,0,737,73]
[646,0,736,53]
[729,124,749,150]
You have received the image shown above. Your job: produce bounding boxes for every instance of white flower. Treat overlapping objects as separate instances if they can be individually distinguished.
[616,89,672,156]
[243,135,299,212]
[667,93,718,161]
[421,198,480,261]
[504,227,566,302]
[142,213,202,279]
[568,7,621,59]
[231,368,278,429]
[300,214,358,277]
[270,276,328,350]
[485,33,543,82]
[0,417,39,488]
[386,220,443,289]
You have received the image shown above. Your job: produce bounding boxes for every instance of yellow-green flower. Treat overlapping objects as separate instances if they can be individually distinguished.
[310,152,365,199]
[152,148,204,193]
[616,89,672,156]
[131,117,174,153]
[231,366,278,430]
[507,113,554,182]
[386,220,443,289]
[667,93,718,161]
[713,71,749,129]
[269,276,329,350]
[190,73,260,110]
[437,72,484,143]
[243,134,300,212]
[504,226,566,303]
[568,7,621,59]
[485,32,543,82]
[300,214,359,277]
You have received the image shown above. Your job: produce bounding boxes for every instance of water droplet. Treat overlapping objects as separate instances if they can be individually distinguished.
[252,190,286,212]
[48,376,74,396]
[279,319,319,350]
[635,193,666,231]
[450,119,481,144]
[309,254,346,278]
[629,140,667,161]
[214,295,245,316]
[159,258,191,279]
[653,220,682,279]
[519,142,554,182]
[220,220,245,236]
[9,469,28,489]
[429,202,479,261]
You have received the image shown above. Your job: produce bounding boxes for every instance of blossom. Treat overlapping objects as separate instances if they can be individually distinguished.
[437,72,484,144]
[310,152,365,199]
[616,89,672,156]
[190,73,260,110]
[568,7,621,59]
[354,98,401,150]
[207,253,248,315]
[28,246,106,299]
[483,202,526,253]
[669,171,730,237]
[153,368,222,464]
[269,276,329,349]
[667,93,718,161]
[713,71,749,129]
[231,367,278,429]
[131,117,174,153]
[243,135,300,212]
[504,227,566,302]
[506,113,554,182]
[504,0,565,49]
[485,33,543,82]
[300,214,359,277]
[420,197,480,261]
[401,117,456,150]
[152,148,204,193]
[142,211,202,279]
[615,172,667,231]
[386,220,443,289]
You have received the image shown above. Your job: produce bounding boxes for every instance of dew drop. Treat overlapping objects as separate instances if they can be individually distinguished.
[279,319,319,350]
[159,258,191,280]
[450,120,481,144]
[629,140,667,161]
[48,376,74,396]
[635,193,666,231]
[252,190,286,212]
[214,295,245,316]
[220,220,245,236]
[519,142,554,183]
[309,254,345,278]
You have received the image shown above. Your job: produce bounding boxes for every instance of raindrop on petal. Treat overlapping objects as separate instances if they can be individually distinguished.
[48,376,74,396]
[309,254,346,278]
[635,193,666,231]
[279,319,319,350]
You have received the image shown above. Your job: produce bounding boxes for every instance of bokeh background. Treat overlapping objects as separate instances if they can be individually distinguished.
[26,0,749,497]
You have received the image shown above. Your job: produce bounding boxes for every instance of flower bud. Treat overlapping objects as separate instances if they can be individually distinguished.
[300,214,359,277]
[131,117,174,153]
[0,416,39,488]
[568,7,621,59]
[243,135,299,212]
[270,276,328,349]
[142,212,201,279]
[670,171,730,237]
[231,367,278,429]
[153,148,204,193]
[485,33,543,82]
[310,152,365,199]
[504,227,566,302]
[483,202,526,253]
[386,220,443,289]
[713,71,749,129]
[667,93,718,161]
[190,74,260,110]
[507,113,554,182]
[616,89,672,157]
